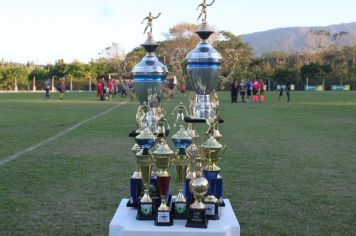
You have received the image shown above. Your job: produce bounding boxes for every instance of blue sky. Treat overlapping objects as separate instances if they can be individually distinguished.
[0,0,355,64]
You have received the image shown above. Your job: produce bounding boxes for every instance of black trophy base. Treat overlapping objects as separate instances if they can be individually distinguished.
[126,199,139,208]
[185,208,208,228]
[136,203,155,221]
[154,210,173,226]
[184,116,224,123]
[172,201,188,219]
[219,198,225,207]
[204,201,220,220]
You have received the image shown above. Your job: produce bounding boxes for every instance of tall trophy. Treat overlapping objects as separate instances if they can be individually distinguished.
[132,12,168,133]
[135,127,156,220]
[185,147,209,228]
[201,136,226,220]
[171,125,192,219]
[152,140,174,226]
[186,0,222,120]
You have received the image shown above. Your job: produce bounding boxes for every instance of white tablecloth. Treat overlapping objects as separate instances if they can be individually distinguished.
[109,198,240,236]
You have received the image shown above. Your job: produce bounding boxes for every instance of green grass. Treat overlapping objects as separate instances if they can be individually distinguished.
[0,91,355,235]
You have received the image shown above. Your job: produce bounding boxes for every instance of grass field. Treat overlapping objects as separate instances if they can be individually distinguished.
[0,91,355,235]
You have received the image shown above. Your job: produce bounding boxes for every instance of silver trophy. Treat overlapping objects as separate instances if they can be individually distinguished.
[132,13,168,133]
[186,18,222,120]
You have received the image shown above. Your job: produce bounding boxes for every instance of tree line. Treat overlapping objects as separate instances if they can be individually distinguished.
[1,23,355,91]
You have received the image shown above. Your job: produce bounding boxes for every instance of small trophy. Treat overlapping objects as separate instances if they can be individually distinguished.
[201,136,226,219]
[127,143,143,207]
[152,140,174,226]
[185,148,209,228]
[171,125,192,219]
[135,127,156,220]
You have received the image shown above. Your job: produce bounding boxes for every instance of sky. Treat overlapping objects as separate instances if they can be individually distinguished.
[0,0,355,64]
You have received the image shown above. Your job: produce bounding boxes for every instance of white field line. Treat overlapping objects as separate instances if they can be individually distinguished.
[0,102,126,167]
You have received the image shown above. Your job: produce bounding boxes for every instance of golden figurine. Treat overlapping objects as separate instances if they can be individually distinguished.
[171,102,189,128]
[141,12,161,35]
[188,92,196,117]
[196,0,215,22]
[136,102,151,132]
[154,114,170,138]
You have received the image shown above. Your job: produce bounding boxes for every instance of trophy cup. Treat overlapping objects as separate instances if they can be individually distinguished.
[135,126,156,220]
[185,1,222,120]
[185,147,209,228]
[132,12,168,133]
[171,125,192,219]
[152,139,174,226]
[201,136,226,219]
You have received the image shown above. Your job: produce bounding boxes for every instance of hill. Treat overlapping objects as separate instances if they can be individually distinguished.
[240,22,356,56]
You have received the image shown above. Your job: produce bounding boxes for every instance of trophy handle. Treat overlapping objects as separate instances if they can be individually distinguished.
[218,145,227,161]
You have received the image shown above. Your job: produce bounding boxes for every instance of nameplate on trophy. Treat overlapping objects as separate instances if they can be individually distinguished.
[174,203,186,214]
[205,203,215,216]
[157,212,170,223]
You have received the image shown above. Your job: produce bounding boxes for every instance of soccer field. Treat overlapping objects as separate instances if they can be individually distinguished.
[0,91,355,235]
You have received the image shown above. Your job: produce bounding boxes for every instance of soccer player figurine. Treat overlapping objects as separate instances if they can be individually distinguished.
[141,12,161,35]
[154,114,170,138]
[171,102,189,128]
[196,0,215,22]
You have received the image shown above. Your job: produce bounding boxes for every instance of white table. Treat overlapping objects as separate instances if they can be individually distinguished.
[109,198,240,236]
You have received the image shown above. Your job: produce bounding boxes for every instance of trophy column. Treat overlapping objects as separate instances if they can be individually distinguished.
[171,125,192,219]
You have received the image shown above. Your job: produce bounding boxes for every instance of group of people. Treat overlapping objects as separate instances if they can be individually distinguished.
[231,79,265,103]
[43,78,65,100]
[97,78,135,101]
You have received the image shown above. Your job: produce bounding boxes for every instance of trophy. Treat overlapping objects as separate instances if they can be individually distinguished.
[185,0,222,120]
[171,125,192,219]
[185,147,209,228]
[135,127,156,220]
[152,140,174,226]
[201,136,226,219]
[127,143,143,207]
[132,12,168,133]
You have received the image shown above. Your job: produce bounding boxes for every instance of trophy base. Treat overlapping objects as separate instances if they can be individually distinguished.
[127,178,143,208]
[126,199,139,208]
[154,210,173,226]
[185,208,208,228]
[204,201,220,220]
[172,201,188,219]
[218,198,225,207]
[184,116,224,124]
[136,202,155,221]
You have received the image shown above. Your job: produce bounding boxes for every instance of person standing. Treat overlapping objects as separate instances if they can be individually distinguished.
[230,80,238,103]
[252,79,259,103]
[258,79,265,103]
[246,79,252,102]
[240,80,246,103]
[286,80,291,102]
[97,79,104,100]
[59,78,65,100]
[44,79,51,99]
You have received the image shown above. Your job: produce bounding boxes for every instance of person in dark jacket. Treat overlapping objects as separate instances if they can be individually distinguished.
[230,80,238,103]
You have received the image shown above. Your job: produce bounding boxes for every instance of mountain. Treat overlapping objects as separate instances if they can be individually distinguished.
[240,22,356,57]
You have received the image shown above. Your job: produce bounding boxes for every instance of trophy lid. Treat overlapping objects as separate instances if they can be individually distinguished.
[153,140,174,156]
[186,41,222,64]
[172,125,192,141]
[202,136,223,149]
[136,127,156,141]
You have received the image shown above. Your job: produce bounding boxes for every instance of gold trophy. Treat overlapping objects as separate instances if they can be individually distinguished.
[201,136,226,220]
[152,139,174,226]
[185,147,209,228]
[171,125,192,219]
[135,126,156,220]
